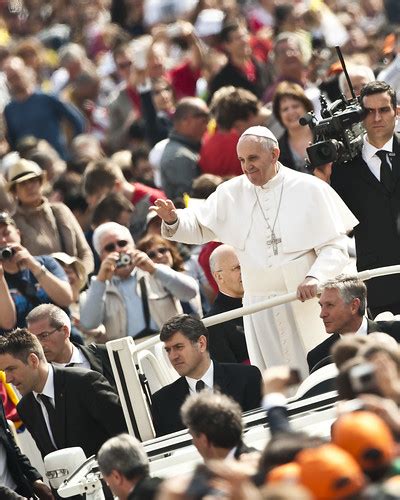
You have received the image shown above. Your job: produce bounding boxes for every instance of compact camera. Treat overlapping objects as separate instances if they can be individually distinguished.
[0,246,15,260]
[116,253,132,268]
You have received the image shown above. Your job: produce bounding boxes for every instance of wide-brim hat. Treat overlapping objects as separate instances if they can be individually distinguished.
[7,159,45,191]
[51,252,87,291]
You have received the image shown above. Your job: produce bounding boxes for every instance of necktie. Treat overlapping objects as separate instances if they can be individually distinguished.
[376,150,395,192]
[38,394,57,438]
[195,380,205,393]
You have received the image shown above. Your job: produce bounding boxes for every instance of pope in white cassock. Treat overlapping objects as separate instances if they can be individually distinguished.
[152,126,359,377]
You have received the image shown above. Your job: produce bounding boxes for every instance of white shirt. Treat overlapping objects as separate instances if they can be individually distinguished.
[33,365,57,449]
[52,344,90,369]
[339,316,368,338]
[362,136,394,181]
[0,443,16,490]
[186,360,214,394]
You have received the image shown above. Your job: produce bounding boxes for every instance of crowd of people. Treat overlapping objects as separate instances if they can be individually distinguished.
[1,0,400,499]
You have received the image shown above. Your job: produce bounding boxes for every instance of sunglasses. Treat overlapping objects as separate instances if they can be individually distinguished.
[103,240,128,253]
[147,247,170,259]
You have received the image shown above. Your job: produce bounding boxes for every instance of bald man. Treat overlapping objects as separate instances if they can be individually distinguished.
[205,245,249,363]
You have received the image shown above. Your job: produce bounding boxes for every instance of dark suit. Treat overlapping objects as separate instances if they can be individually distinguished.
[17,366,127,459]
[307,319,400,372]
[151,361,262,436]
[205,293,249,364]
[331,134,400,312]
[75,342,116,387]
[0,399,41,498]
[127,476,162,500]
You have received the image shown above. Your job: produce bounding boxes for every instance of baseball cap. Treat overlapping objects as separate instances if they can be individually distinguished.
[332,411,396,472]
[267,462,301,484]
[7,159,44,191]
[51,252,87,291]
[297,443,366,499]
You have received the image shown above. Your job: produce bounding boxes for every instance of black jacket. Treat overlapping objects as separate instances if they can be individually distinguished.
[205,293,249,364]
[331,134,400,308]
[76,342,116,388]
[307,319,400,373]
[0,399,41,498]
[151,361,262,436]
[208,58,268,101]
[17,366,127,458]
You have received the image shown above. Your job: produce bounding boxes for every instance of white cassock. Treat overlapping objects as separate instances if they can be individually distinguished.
[162,165,359,377]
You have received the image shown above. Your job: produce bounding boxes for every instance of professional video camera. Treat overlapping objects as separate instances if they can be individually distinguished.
[300,47,366,169]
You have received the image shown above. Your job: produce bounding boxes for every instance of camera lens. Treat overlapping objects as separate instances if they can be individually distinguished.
[0,247,13,260]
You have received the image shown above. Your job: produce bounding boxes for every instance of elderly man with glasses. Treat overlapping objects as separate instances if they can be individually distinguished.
[26,303,116,388]
[79,221,199,341]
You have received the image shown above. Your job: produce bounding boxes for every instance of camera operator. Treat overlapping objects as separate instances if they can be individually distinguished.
[79,222,199,341]
[328,81,400,318]
[0,212,73,333]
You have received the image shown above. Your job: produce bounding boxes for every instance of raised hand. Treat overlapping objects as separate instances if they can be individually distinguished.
[150,199,178,225]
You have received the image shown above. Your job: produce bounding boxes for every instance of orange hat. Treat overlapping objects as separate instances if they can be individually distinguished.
[267,462,301,484]
[383,33,396,56]
[332,411,396,472]
[297,444,365,500]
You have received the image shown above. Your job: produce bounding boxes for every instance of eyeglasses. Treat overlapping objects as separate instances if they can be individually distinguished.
[36,327,60,342]
[103,240,128,253]
[147,247,170,259]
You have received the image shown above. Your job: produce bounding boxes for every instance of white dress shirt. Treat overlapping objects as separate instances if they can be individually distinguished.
[52,344,90,369]
[186,360,214,394]
[362,136,394,181]
[33,365,57,449]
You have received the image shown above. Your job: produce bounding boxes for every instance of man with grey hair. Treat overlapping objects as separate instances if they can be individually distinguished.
[26,304,115,387]
[338,65,375,100]
[98,434,161,500]
[307,275,400,372]
[80,221,199,341]
[153,125,358,376]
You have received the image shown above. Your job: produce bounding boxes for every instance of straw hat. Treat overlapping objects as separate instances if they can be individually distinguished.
[7,159,45,192]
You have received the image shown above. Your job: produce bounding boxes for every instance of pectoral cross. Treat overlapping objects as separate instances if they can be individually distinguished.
[267,231,281,255]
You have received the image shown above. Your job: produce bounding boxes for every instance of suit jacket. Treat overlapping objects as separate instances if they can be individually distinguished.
[331,135,400,308]
[76,342,116,388]
[17,366,127,459]
[205,293,249,364]
[128,476,162,500]
[307,319,400,372]
[0,399,41,497]
[151,361,262,436]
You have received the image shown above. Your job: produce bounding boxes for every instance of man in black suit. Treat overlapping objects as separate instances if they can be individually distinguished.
[181,390,254,461]
[206,244,249,364]
[26,304,115,387]
[0,396,53,499]
[307,276,400,372]
[151,315,262,437]
[98,434,161,500]
[0,328,127,459]
[330,81,400,317]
